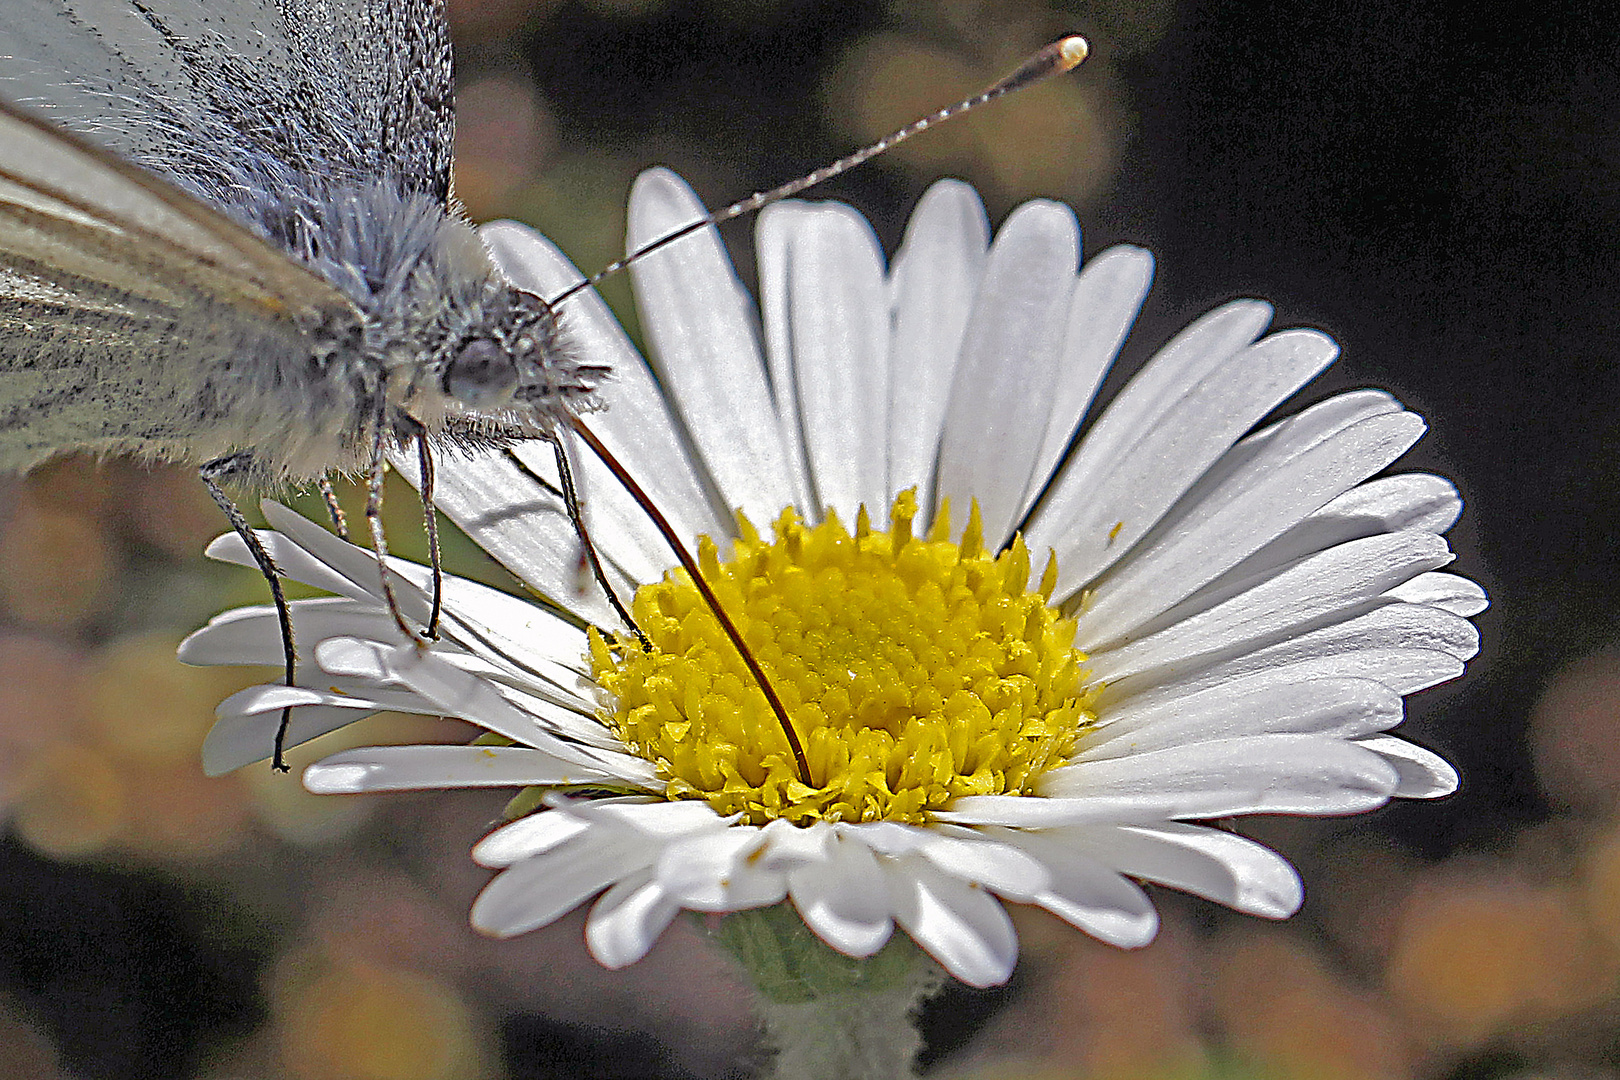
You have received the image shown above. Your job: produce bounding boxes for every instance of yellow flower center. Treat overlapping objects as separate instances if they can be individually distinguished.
[588,492,1097,826]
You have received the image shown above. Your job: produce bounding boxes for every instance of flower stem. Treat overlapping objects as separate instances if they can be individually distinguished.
[712,905,944,1080]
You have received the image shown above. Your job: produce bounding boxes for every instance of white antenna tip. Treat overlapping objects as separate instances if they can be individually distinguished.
[1057,35,1090,70]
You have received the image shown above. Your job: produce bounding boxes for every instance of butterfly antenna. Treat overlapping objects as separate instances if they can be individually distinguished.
[547,34,1089,306]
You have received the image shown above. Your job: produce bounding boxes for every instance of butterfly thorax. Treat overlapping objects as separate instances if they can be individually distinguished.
[206,175,607,479]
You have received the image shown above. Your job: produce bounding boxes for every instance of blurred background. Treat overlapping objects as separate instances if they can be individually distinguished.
[0,0,1614,1076]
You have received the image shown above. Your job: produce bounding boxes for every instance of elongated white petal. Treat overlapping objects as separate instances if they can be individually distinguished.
[202,703,385,777]
[1061,821,1302,918]
[1386,572,1489,616]
[884,854,1019,988]
[480,220,730,548]
[204,529,373,603]
[1026,300,1273,577]
[1356,734,1459,798]
[995,829,1159,947]
[472,830,656,937]
[656,828,787,911]
[260,502,433,621]
[560,796,732,836]
[935,795,1169,828]
[936,200,1079,545]
[315,637,653,782]
[628,168,807,522]
[886,180,990,507]
[1078,409,1428,649]
[788,832,895,957]
[759,200,890,521]
[1085,531,1453,684]
[1231,473,1463,581]
[472,809,595,868]
[181,597,398,668]
[1041,735,1400,816]
[1023,246,1154,512]
[1044,330,1341,599]
[304,745,619,793]
[913,832,1051,900]
[587,872,682,969]
[391,447,626,632]
[1098,603,1478,707]
[1078,674,1403,759]
[754,818,833,871]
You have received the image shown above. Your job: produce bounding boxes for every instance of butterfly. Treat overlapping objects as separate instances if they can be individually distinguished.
[0,0,610,767]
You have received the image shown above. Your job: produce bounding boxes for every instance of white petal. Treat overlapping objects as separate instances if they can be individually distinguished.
[1078,675,1404,759]
[992,829,1159,947]
[259,502,431,621]
[628,168,804,523]
[562,796,732,836]
[886,180,990,507]
[1355,735,1459,798]
[1023,246,1155,515]
[203,528,371,602]
[1058,821,1303,918]
[1041,734,1400,816]
[759,200,890,521]
[788,832,894,957]
[753,818,833,871]
[303,744,619,793]
[655,827,787,911]
[201,703,384,776]
[936,200,1080,546]
[1101,603,1478,707]
[1077,408,1428,648]
[884,853,1019,988]
[1386,572,1489,616]
[935,795,1166,828]
[913,832,1052,901]
[1111,646,1464,711]
[836,820,931,857]
[1084,531,1454,685]
[180,597,397,668]
[471,829,655,937]
[473,808,596,868]
[587,872,682,969]
[217,682,349,716]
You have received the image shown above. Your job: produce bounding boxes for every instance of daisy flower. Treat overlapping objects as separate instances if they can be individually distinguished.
[183,169,1482,991]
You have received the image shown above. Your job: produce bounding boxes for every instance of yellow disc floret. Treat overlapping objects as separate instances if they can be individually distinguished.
[588,492,1097,826]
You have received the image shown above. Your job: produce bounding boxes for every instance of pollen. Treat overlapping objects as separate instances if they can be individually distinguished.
[588,492,1096,826]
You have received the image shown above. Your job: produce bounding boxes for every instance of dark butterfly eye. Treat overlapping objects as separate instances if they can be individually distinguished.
[444,338,518,406]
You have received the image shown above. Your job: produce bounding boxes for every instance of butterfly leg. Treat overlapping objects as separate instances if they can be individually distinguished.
[535,433,649,652]
[199,454,296,773]
[316,477,349,539]
[415,433,444,640]
[364,408,428,648]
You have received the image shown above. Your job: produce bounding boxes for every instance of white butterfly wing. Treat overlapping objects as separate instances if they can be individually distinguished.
[0,0,456,206]
[0,101,360,472]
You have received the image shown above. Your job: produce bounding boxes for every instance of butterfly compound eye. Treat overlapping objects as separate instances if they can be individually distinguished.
[444,337,519,407]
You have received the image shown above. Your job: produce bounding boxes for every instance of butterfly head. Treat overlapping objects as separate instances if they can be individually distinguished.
[440,287,602,419]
